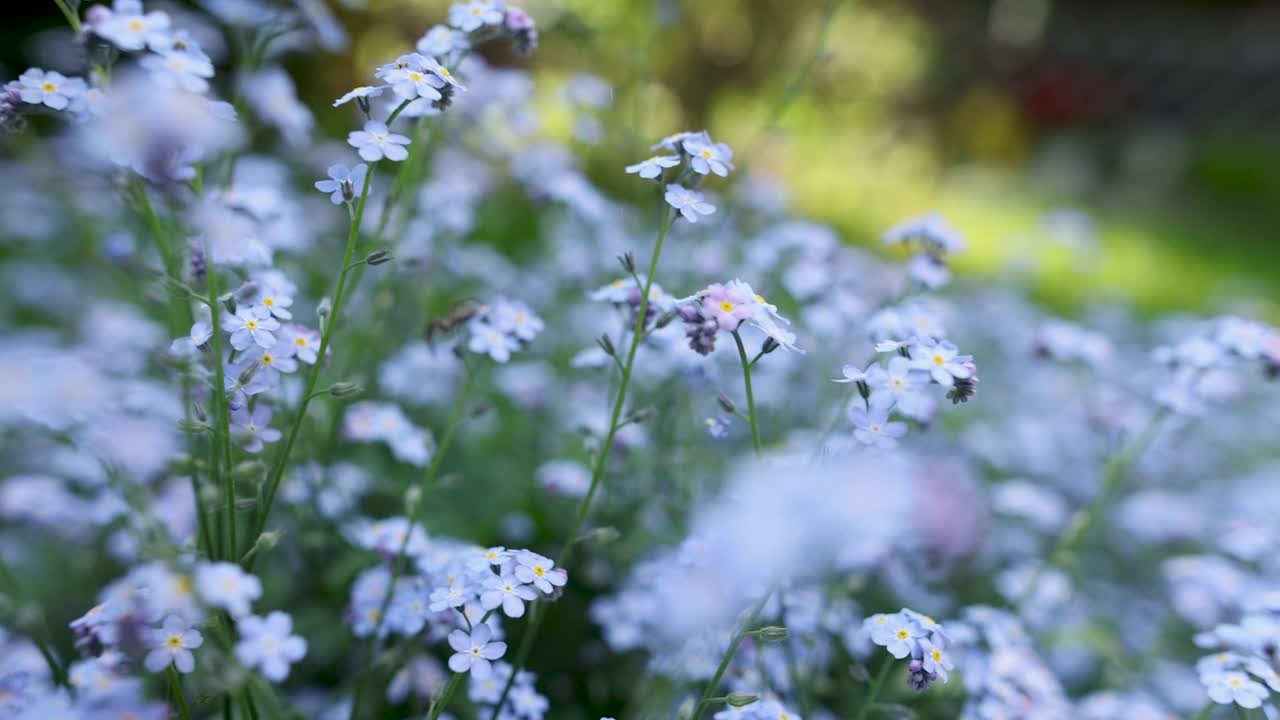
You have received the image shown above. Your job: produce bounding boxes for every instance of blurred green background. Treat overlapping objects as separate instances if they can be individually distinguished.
[9,0,1280,319]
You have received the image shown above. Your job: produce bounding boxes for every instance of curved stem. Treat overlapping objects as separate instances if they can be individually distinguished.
[484,204,675,720]
[732,330,762,453]
[853,658,894,720]
[167,666,193,720]
[692,591,772,720]
[246,163,377,567]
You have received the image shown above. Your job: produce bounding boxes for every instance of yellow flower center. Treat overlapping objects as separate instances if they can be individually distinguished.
[701,149,712,159]
[42,83,56,92]
[263,297,274,306]
[408,71,423,81]
[261,354,274,365]
[895,629,909,640]
[165,635,183,649]
[129,19,144,31]
[439,67,452,78]
[534,566,545,576]
[176,576,193,594]
[932,354,945,365]
[720,301,734,313]
[932,649,942,661]
[246,319,258,330]
[295,337,307,346]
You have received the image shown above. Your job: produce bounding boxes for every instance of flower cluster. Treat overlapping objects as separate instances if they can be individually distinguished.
[864,609,954,692]
[1194,605,1280,709]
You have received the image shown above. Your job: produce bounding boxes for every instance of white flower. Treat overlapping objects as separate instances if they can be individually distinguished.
[866,612,922,659]
[1204,671,1268,709]
[194,562,262,617]
[467,321,519,363]
[235,611,307,682]
[682,136,734,177]
[447,624,507,678]
[334,85,385,108]
[849,405,907,449]
[665,184,716,223]
[17,69,85,111]
[348,120,411,162]
[624,155,680,180]
[144,615,203,674]
[909,338,972,387]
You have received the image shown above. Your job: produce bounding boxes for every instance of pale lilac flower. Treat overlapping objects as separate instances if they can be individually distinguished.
[140,51,215,93]
[625,155,680,180]
[348,120,411,162]
[480,573,537,618]
[194,562,262,618]
[849,405,907,449]
[235,612,307,682]
[17,69,84,111]
[314,163,368,205]
[417,25,471,57]
[231,404,282,453]
[428,582,470,613]
[882,211,966,253]
[489,299,543,341]
[94,9,172,51]
[447,624,507,678]
[910,338,972,386]
[919,637,953,683]
[866,356,928,407]
[222,307,279,351]
[450,0,506,32]
[382,54,446,102]
[281,325,320,364]
[144,615,203,674]
[513,550,567,594]
[665,184,716,222]
[866,612,922,659]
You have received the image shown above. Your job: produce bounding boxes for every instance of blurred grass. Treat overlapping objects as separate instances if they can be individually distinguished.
[6,0,1280,320]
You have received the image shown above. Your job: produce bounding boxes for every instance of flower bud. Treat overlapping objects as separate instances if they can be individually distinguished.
[597,334,616,358]
[716,393,737,414]
[761,337,780,355]
[726,693,760,708]
[365,248,392,266]
[749,626,789,642]
[582,526,620,545]
[617,252,636,275]
[328,381,364,398]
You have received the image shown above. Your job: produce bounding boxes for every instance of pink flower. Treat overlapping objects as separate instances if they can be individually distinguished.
[700,283,755,332]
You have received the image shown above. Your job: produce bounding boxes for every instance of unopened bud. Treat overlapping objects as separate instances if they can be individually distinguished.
[177,419,209,434]
[624,407,656,425]
[597,334,616,358]
[749,626,789,642]
[405,486,422,515]
[655,309,679,328]
[365,248,392,266]
[582,526,620,545]
[230,460,265,482]
[235,362,259,389]
[726,693,760,708]
[716,393,737,414]
[317,296,332,320]
[328,381,363,398]
[617,252,636,275]
[676,698,696,720]
[761,337,780,355]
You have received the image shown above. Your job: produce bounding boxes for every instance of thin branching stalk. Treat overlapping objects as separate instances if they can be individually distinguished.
[245,164,378,565]
[692,591,772,720]
[427,673,463,720]
[732,330,763,452]
[482,204,676,720]
[204,259,236,561]
[349,368,476,719]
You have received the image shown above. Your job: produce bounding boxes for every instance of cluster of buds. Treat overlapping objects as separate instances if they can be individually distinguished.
[907,658,939,692]
[679,304,718,355]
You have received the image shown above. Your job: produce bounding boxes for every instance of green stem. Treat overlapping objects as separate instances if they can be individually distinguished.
[732,330,762,452]
[427,673,463,720]
[351,370,476,719]
[1016,408,1169,609]
[692,592,772,720]
[204,261,236,561]
[246,163,377,565]
[485,205,676,720]
[167,666,193,720]
[51,0,81,33]
[853,659,894,720]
